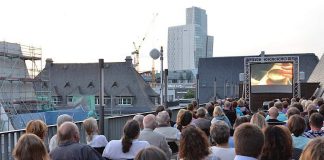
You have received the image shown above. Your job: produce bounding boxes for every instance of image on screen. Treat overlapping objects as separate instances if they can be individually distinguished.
[250,62,293,93]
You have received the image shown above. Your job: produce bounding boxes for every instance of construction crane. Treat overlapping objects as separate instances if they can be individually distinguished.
[132,13,158,71]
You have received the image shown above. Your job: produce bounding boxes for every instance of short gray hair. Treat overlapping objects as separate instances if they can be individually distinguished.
[57,114,73,127]
[210,121,230,145]
[156,111,170,125]
[196,107,206,118]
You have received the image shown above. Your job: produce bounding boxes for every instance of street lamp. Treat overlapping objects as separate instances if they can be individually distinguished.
[150,47,164,105]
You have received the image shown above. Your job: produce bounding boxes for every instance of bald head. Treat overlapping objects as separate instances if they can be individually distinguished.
[57,122,80,144]
[268,107,279,119]
[143,114,157,129]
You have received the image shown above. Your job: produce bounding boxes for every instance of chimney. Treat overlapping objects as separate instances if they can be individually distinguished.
[45,58,54,67]
[125,56,133,67]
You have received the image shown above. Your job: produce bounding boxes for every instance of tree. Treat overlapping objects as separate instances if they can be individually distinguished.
[184,89,195,99]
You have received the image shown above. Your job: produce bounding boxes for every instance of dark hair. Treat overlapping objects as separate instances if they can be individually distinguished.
[122,120,140,153]
[179,126,210,160]
[260,125,292,160]
[309,113,324,129]
[233,116,249,129]
[282,101,289,109]
[234,124,264,158]
[319,104,324,116]
[155,105,165,115]
[165,108,172,120]
[287,115,306,137]
[206,104,214,116]
[187,104,194,111]
[268,101,275,108]
[210,121,230,145]
[13,134,49,160]
[290,102,304,112]
[177,111,192,132]
[135,146,168,160]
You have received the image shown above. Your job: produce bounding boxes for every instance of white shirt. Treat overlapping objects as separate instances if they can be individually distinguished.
[234,155,258,160]
[87,135,108,148]
[210,146,235,160]
[154,126,181,141]
[102,139,150,160]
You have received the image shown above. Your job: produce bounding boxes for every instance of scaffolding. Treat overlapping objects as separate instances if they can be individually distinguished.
[0,41,52,131]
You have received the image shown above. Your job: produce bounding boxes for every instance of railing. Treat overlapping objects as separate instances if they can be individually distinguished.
[0,107,183,160]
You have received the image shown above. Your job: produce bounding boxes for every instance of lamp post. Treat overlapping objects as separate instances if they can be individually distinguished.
[150,47,164,105]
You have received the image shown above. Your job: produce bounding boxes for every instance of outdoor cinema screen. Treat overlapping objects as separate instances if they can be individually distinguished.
[250,62,293,93]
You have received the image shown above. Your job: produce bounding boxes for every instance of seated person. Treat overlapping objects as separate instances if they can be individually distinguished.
[266,107,286,125]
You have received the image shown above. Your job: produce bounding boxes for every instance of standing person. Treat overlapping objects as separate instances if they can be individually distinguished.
[25,120,48,141]
[234,124,264,160]
[102,120,150,159]
[50,122,104,160]
[83,117,108,154]
[13,134,50,160]
[49,114,73,152]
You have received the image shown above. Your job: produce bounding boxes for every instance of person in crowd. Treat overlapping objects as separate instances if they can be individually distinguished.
[236,99,245,117]
[266,102,287,122]
[205,102,214,121]
[250,113,267,129]
[176,111,193,132]
[25,120,48,141]
[233,116,249,130]
[257,111,266,118]
[50,122,103,160]
[133,114,145,130]
[174,109,186,128]
[155,105,165,115]
[192,107,211,136]
[287,115,309,149]
[266,107,286,125]
[319,104,324,117]
[210,121,235,160]
[291,98,297,105]
[282,101,289,114]
[165,108,176,127]
[179,126,215,160]
[192,100,198,110]
[187,103,197,119]
[315,97,323,109]
[260,125,293,160]
[154,111,181,141]
[223,101,237,126]
[83,117,108,154]
[211,106,232,128]
[299,137,324,160]
[234,123,264,160]
[135,146,168,160]
[304,113,324,138]
[102,120,149,159]
[286,107,300,119]
[49,114,73,152]
[290,102,304,113]
[12,133,50,160]
[138,114,172,159]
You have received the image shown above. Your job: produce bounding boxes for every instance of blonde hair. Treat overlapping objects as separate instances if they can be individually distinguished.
[299,137,324,160]
[250,113,267,129]
[83,117,98,142]
[213,106,224,117]
[13,134,49,160]
[25,120,48,141]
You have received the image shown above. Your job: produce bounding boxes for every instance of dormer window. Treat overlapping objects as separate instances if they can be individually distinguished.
[111,81,118,88]
[88,82,94,88]
[64,82,71,88]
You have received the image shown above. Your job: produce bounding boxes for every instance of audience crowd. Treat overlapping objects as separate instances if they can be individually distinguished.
[11,96,324,160]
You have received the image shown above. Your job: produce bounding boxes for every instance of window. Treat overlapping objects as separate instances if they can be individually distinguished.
[52,96,62,105]
[95,96,109,105]
[118,97,133,105]
[67,96,73,103]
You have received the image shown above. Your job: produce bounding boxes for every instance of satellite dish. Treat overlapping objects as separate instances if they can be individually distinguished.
[150,48,160,60]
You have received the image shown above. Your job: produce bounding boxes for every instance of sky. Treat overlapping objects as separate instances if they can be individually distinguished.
[1,0,324,72]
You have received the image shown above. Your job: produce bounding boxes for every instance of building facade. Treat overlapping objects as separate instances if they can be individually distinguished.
[168,7,214,71]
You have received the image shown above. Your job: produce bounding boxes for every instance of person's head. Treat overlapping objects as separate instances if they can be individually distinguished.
[286,107,300,119]
[179,126,210,160]
[57,114,73,128]
[176,109,186,124]
[135,146,168,160]
[213,105,224,117]
[290,102,304,112]
[165,108,173,121]
[237,99,244,106]
[177,111,193,131]
[122,120,140,153]
[274,102,283,111]
[317,97,324,106]
[250,113,267,129]
[143,114,157,129]
[12,134,49,160]
[290,98,296,105]
[268,101,275,108]
[196,107,206,118]
[156,111,170,126]
[133,114,145,130]
[83,117,98,141]
[224,101,231,109]
[287,115,306,137]
[206,103,214,116]
[282,101,289,109]
[210,121,230,146]
[299,137,324,160]
[192,100,198,108]
[187,103,194,111]
[268,107,279,119]
[155,105,165,115]
[319,104,324,116]
[57,122,80,144]
[261,125,292,160]
[25,120,48,141]
[309,113,324,130]
[233,116,249,129]
[234,123,264,158]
